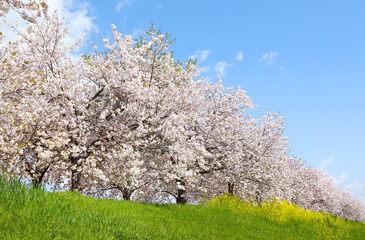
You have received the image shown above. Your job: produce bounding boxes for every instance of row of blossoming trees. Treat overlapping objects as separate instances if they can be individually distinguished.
[0,0,364,221]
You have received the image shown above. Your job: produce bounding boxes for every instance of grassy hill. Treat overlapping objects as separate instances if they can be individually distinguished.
[1,176,364,239]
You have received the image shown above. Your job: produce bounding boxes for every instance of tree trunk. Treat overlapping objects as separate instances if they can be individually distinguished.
[31,177,42,188]
[122,188,133,201]
[71,169,82,191]
[176,180,187,204]
[70,157,82,191]
[31,166,49,188]
[228,182,235,195]
[255,191,262,206]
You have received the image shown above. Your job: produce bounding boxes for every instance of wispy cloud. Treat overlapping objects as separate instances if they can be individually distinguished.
[346,182,365,192]
[279,66,286,71]
[236,51,243,61]
[0,8,26,44]
[190,49,211,62]
[346,182,365,202]
[131,27,145,39]
[215,61,233,78]
[318,157,334,170]
[199,65,210,73]
[116,0,136,12]
[332,173,348,185]
[49,0,97,50]
[259,50,279,65]
[317,156,365,202]
[1,0,97,50]
[156,3,163,9]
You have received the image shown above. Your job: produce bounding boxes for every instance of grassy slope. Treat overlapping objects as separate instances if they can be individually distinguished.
[1,177,364,240]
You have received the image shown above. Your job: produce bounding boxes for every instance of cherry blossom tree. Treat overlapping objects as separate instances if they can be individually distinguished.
[188,108,300,204]
[289,166,365,221]
[0,10,77,187]
[80,25,205,200]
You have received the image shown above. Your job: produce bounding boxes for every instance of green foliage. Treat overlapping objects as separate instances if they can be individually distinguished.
[1,176,364,240]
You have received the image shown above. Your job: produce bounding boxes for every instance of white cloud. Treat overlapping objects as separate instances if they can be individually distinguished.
[215,61,232,78]
[199,65,210,73]
[201,50,210,61]
[279,66,286,71]
[189,49,210,62]
[48,0,97,50]
[318,157,334,170]
[1,0,97,50]
[259,50,279,65]
[332,173,348,185]
[346,182,365,202]
[346,182,365,192]
[0,8,25,44]
[157,3,163,9]
[131,28,145,39]
[116,0,136,12]
[236,51,243,61]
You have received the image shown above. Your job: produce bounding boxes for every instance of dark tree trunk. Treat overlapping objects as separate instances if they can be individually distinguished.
[176,180,187,204]
[112,185,135,201]
[31,177,43,188]
[228,182,235,195]
[31,166,49,188]
[122,188,133,201]
[71,169,82,191]
[255,191,262,206]
[70,157,82,191]
[176,189,187,204]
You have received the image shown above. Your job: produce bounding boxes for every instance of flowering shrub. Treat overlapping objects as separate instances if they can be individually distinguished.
[207,194,365,239]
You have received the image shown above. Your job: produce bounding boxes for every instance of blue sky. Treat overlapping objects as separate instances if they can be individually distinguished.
[3,0,365,201]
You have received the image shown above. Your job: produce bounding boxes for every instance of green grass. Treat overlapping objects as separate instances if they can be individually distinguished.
[1,176,364,239]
